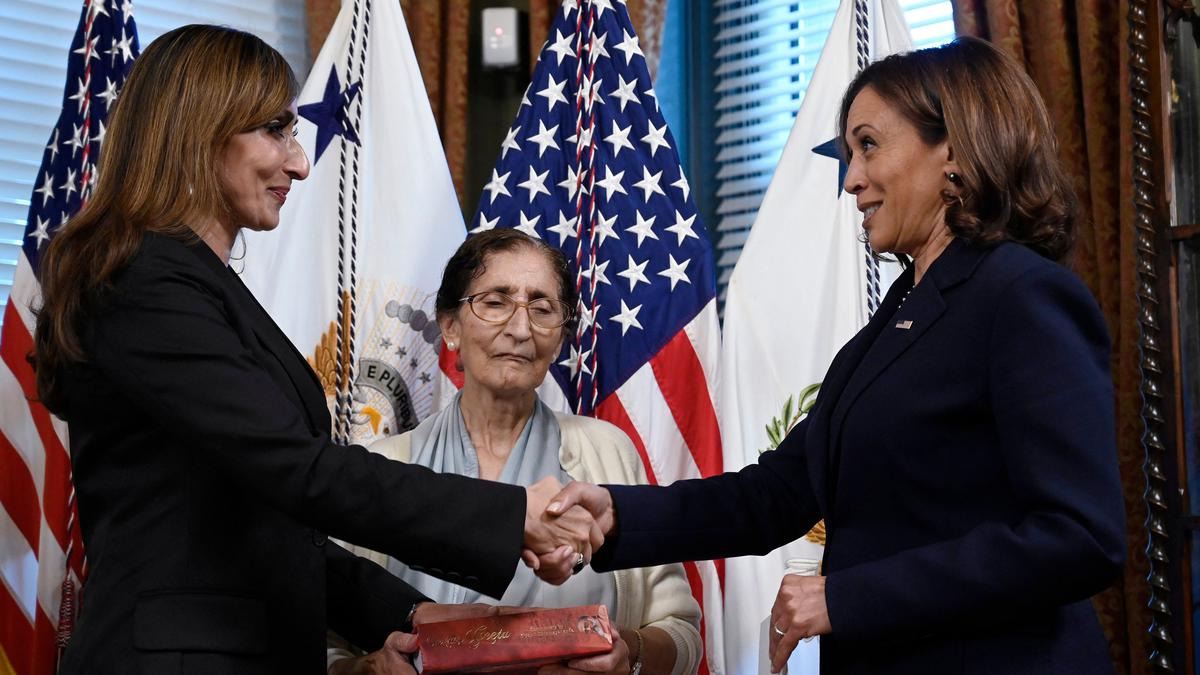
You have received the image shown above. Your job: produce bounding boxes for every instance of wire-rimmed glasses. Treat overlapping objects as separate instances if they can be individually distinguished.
[459,291,573,329]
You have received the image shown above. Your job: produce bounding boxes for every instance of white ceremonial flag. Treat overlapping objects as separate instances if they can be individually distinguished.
[242,0,464,444]
[717,2,911,674]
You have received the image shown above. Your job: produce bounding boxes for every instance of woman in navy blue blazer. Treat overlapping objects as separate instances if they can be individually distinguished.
[545,37,1126,675]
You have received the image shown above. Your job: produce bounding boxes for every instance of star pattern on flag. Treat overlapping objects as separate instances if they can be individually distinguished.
[299,64,363,163]
[604,121,634,157]
[614,29,644,65]
[610,74,640,112]
[626,211,658,247]
[518,166,552,202]
[641,120,670,156]
[22,1,139,269]
[812,137,849,196]
[617,254,650,291]
[547,29,575,65]
[500,125,522,158]
[546,210,579,245]
[657,254,691,291]
[467,0,715,414]
[483,169,512,204]
[471,214,500,234]
[609,300,643,335]
[632,167,664,201]
[537,73,569,111]
[526,121,560,157]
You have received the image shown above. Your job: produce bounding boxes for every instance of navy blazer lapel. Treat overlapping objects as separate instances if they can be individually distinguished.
[184,241,331,432]
[823,240,991,501]
[826,277,946,444]
[803,264,915,515]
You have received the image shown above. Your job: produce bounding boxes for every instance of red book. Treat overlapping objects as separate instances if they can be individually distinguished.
[415,605,614,673]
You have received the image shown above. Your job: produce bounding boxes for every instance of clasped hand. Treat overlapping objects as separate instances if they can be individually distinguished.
[522,477,606,584]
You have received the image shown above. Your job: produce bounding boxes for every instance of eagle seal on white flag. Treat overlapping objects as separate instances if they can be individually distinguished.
[242,0,465,445]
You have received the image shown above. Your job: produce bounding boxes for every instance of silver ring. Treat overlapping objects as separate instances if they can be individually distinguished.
[572,552,586,575]
[772,625,786,637]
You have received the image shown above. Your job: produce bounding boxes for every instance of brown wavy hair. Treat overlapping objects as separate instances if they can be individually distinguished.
[837,36,1078,262]
[34,25,298,412]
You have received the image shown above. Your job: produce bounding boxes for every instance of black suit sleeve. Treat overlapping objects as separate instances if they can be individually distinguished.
[591,416,821,571]
[90,252,525,598]
[325,544,427,651]
[823,264,1126,639]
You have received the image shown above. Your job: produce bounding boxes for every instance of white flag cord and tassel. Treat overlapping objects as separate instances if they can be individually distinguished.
[854,0,884,317]
[330,0,371,445]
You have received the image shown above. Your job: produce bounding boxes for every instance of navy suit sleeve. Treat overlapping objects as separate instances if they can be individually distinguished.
[89,256,525,598]
[824,264,1126,639]
[592,417,821,571]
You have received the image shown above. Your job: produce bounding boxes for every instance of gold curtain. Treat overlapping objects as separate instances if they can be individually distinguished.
[528,0,670,78]
[954,2,1147,673]
[305,0,471,206]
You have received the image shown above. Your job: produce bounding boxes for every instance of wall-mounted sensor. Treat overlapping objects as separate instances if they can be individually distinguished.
[482,7,520,69]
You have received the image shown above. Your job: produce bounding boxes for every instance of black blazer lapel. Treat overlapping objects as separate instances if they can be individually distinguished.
[184,241,332,433]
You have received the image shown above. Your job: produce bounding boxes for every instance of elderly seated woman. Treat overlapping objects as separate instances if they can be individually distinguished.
[338,228,702,675]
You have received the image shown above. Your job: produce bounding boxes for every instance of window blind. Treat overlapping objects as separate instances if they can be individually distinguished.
[0,0,308,328]
[710,0,955,305]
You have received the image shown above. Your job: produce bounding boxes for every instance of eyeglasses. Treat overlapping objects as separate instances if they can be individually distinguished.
[459,291,573,329]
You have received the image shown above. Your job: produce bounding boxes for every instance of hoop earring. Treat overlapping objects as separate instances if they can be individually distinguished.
[230,230,247,273]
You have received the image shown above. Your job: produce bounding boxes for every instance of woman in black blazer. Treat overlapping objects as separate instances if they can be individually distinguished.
[32,25,594,675]
[545,38,1126,675]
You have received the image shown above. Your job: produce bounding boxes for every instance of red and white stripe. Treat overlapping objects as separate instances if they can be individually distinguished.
[1,256,82,675]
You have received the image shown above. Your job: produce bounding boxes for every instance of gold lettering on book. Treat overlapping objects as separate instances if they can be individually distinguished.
[518,624,573,640]
[429,625,512,649]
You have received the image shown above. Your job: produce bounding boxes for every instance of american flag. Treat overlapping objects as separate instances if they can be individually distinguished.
[463,0,725,671]
[0,1,138,672]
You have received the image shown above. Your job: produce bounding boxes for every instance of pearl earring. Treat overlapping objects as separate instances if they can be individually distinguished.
[447,341,457,351]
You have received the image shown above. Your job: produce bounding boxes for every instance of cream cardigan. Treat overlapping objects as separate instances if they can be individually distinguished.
[357,411,703,675]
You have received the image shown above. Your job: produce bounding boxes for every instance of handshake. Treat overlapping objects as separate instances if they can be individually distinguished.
[519,478,615,584]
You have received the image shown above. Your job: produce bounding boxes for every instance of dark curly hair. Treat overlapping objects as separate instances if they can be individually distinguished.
[837,37,1077,262]
[435,228,578,338]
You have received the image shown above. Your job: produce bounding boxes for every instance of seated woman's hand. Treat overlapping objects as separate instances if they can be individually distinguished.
[411,601,499,627]
[328,631,417,675]
[769,575,831,673]
[537,629,632,675]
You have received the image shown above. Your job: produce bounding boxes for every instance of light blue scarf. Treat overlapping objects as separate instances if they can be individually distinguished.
[386,392,617,611]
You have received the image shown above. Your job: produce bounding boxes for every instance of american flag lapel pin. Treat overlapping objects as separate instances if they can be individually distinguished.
[895,319,914,329]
